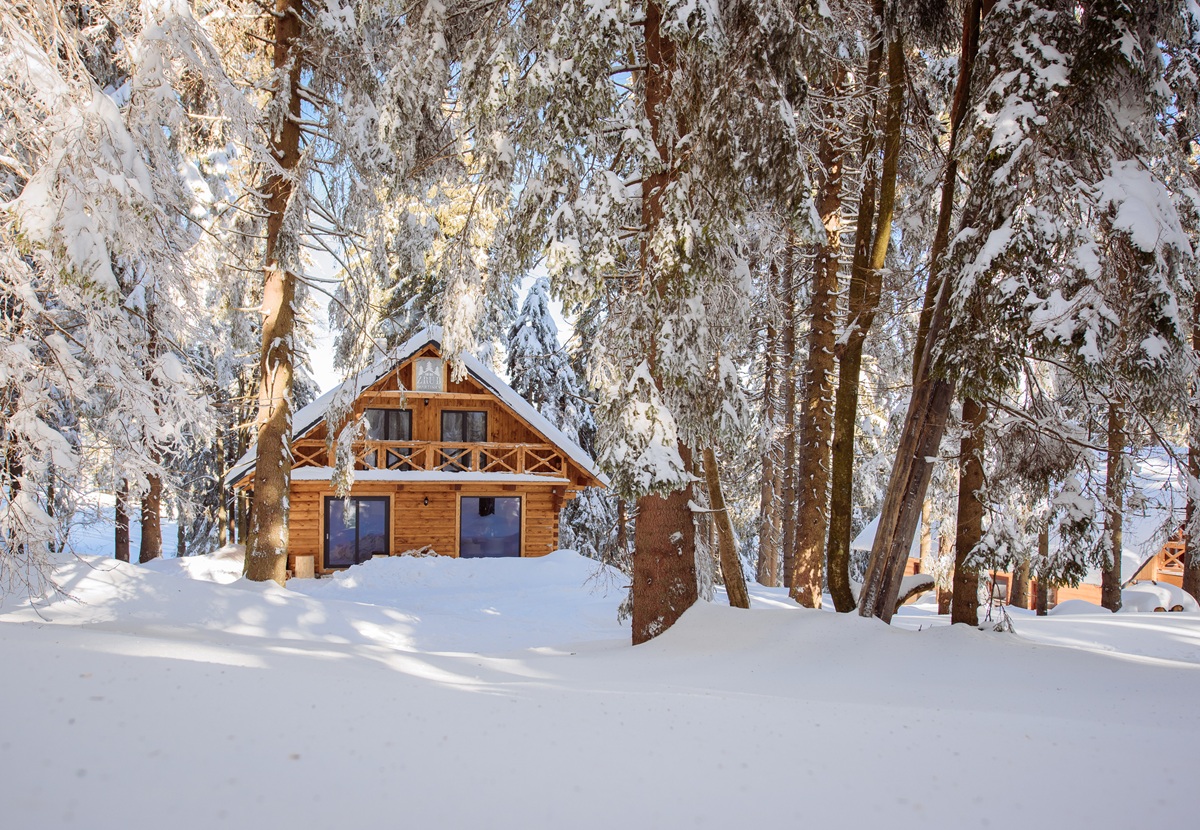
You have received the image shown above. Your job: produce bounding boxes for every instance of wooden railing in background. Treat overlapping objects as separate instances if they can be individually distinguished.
[1160,539,1185,575]
[291,439,568,478]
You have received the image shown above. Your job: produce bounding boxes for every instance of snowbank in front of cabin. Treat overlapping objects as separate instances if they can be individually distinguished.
[288,551,629,652]
[1,547,1198,830]
[1122,581,1200,613]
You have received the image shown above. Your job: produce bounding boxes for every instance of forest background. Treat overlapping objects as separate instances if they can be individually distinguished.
[3,0,1200,643]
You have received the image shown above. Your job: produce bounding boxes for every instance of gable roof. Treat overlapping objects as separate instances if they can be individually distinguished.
[226,326,607,488]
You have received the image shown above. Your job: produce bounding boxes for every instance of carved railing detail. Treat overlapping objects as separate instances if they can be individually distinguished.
[291,440,567,478]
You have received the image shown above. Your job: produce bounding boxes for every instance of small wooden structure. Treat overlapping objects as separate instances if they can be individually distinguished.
[850,513,1189,610]
[227,327,606,576]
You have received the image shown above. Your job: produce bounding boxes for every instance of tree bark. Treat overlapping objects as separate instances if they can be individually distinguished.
[1102,401,1125,612]
[114,477,130,563]
[756,310,780,587]
[951,397,985,625]
[791,90,845,608]
[246,0,304,584]
[630,1,698,644]
[616,498,629,562]
[139,473,162,563]
[1186,293,1200,604]
[139,316,162,564]
[703,447,750,609]
[216,423,229,549]
[1036,521,1051,615]
[1187,433,1200,604]
[918,498,933,573]
[237,491,250,545]
[827,31,904,612]
[858,0,990,622]
[937,532,953,613]
[1010,557,1030,609]
[779,244,798,590]
[176,496,187,559]
[632,451,698,643]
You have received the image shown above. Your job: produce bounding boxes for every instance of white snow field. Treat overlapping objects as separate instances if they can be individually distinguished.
[1,549,1197,830]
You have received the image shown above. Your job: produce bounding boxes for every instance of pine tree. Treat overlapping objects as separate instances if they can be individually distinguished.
[860,0,1194,621]
[1,1,236,590]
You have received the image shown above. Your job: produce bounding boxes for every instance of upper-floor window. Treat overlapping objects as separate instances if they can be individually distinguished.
[441,410,487,443]
[363,409,412,468]
[365,408,412,441]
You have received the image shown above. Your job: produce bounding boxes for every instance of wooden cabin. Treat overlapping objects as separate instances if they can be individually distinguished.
[227,327,606,577]
[850,514,1189,610]
[1125,529,1186,588]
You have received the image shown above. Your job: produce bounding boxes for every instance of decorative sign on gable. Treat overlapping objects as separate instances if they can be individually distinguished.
[414,357,444,393]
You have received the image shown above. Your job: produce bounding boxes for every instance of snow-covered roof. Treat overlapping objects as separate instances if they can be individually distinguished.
[851,514,937,558]
[226,326,607,488]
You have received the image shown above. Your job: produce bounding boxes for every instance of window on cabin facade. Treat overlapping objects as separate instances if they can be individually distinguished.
[325,497,390,567]
[441,411,487,471]
[364,409,412,468]
[459,496,521,558]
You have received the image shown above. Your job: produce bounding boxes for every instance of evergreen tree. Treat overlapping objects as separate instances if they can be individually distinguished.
[1,1,237,589]
[507,277,618,564]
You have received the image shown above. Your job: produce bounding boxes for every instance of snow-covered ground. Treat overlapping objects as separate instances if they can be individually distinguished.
[1,548,1197,829]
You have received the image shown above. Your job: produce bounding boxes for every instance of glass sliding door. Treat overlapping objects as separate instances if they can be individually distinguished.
[459,496,521,558]
[324,496,390,567]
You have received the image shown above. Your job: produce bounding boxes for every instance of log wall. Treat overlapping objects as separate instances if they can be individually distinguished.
[288,480,567,575]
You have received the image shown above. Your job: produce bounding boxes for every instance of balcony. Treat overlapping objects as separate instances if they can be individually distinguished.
[291,439,569,478]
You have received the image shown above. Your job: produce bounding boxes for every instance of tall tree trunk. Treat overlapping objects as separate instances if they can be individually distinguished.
[176,496,187,559]
[632,453,698,643]
[918,498,933,572]
[631,1,698,644]
[1102,401,1125,612]
[139,472,162,563]
[139,316,162,564]
[704,447,750,608]
[756,310,780,586]
[216,421,229,549]
[237,491,250,545]
[246,0,304,585]
[1187,435,1200,604]
[1035,522,1050,615]
[1010,557,1030,609]
[616,498,629,563]
[828,30,904,612]
[114,477,130,563]
[791,90,845,608]
[936,534,953,613]
[1186,293,1200,604]
[951,397,985,625]
[780,245,798,589]
[858,0,990,621]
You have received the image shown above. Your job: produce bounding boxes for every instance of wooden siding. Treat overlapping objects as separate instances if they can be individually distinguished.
[288,480,566,575]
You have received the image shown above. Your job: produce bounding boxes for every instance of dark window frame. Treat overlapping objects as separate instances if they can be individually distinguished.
[364,408,412,441]
[440,410,488,443]
[323,496,391,568]
[440,410,488,471]
[458,494,522,558]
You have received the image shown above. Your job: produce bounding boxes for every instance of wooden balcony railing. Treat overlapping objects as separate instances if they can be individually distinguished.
[1160,540,1185,575]
[292,439,568,478]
